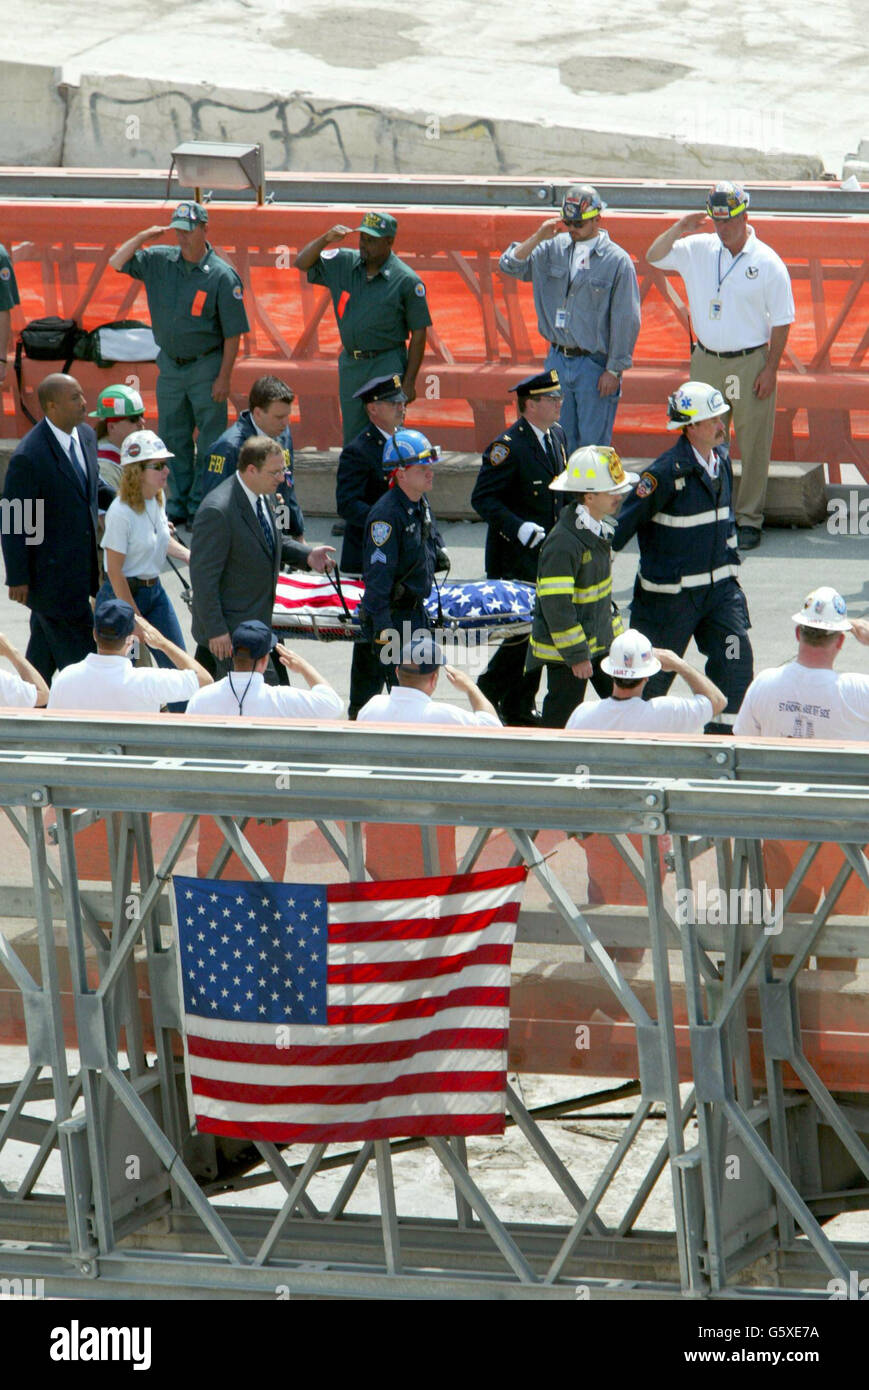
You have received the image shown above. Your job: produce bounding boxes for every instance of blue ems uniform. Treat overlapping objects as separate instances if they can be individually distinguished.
[359,486,443,672]
[612,433,753,730]
[201,409,303,536]
[471,415,567,721]
[119,243,250,521]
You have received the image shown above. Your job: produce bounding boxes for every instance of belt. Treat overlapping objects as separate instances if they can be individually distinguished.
[164,346,222,368]
[345,345,406,360]
[695,341,767,359]
[127,576,159,590]
[551,343,591,358]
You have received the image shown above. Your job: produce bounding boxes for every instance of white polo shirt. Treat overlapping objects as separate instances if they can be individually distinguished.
[652,229,794,353]
[102,497,171,578]
[566,693,712,734]
[0,668,38,708]
[733,662,869,740]
[357,687,501,727]
[186,673,343,720]
[48,655,199,712]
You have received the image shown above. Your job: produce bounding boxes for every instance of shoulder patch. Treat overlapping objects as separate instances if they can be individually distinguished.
[414,282,426,297]
[232,284,244,299]
[370,520,392,546]
[0,267,9,282]
[635,472,657,500]
[371,549,387,564]
[489,443,510,466]
[321,247,340,260]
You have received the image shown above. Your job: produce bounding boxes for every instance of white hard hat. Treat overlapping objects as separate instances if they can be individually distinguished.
[666,380,730,431]
[549,445,639,495]
[601,629,662,678]
[791,586,852,632]
[120,429,175,466]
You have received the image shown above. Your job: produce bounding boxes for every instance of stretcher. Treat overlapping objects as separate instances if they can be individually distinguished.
[272,572,535,642]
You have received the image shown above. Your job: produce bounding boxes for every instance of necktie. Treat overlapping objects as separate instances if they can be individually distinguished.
[68,434,87,484]
[544,431,559,472]
[256,495,275,555]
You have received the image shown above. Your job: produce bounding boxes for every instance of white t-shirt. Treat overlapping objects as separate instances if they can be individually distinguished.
[652,229,795,353]
[102,497,170,578]
[566,693,712,734]
[0,668,38,708]
[733,662,869,740]
[358,687,501,727]
[186,672,343,720]
[48,654,199,712]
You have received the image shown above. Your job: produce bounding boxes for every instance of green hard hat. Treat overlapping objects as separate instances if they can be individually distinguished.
[89,385,145,419]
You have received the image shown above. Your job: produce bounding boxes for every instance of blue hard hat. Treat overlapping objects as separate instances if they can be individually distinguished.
[382,429,442,470]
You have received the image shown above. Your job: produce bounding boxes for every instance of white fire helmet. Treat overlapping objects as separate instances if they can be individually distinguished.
[549,445,639,495]
[791,587,852,633]
[666,381,730,431]
[601,629,662,679]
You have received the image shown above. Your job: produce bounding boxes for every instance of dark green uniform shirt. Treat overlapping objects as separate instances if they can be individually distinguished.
[0,244,20,312]
[120,243,249,360]
[306,248,431,354]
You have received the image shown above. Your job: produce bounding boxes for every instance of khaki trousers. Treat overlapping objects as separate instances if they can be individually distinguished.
[690,344,776,530]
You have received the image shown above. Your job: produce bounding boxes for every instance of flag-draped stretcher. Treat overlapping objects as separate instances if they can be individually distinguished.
[272,573,536,642]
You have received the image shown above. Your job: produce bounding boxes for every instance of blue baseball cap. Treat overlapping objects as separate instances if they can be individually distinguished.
[94,597,136,639]
[397,634,447,675]
[231,620,278,659]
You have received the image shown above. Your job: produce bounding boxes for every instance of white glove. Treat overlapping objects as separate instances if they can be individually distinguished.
[518,521,546,548]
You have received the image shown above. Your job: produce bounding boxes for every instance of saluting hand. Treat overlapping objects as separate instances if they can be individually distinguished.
[324,225,354,244]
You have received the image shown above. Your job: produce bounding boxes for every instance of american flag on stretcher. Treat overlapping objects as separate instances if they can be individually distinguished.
[273,573,535,638]
[172,865,527,1142]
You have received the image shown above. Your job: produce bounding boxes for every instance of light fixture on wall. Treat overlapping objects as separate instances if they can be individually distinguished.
[169,142,265,205]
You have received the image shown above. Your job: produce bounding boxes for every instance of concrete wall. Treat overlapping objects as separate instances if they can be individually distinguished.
[0,61,824,181]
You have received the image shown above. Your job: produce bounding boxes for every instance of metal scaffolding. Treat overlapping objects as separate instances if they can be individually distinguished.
[0,720,868,1299]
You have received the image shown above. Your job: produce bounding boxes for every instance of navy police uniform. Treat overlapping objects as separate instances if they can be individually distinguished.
[359,485,443,681]
[471,370,567,722]
[612,432,753,731]
[200,409,303,536]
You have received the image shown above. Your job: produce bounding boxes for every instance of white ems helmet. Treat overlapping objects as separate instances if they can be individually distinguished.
[601,629,662,679]
[120,429,175,466]
[666,380,730,431]
[549,445,639,495]
[791,587,852,632]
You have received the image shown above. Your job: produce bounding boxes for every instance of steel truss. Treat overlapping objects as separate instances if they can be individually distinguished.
[0,726,868,1300]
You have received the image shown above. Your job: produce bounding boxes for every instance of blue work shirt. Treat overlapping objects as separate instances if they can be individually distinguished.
[200,410,303,536]
[499,229,641,373]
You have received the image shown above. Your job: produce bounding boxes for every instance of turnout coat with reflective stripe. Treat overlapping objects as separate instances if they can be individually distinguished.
[611,434,740,594]
[528,503,622,668]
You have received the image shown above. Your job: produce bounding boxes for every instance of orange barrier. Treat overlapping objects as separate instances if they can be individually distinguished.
[2,199,869,474]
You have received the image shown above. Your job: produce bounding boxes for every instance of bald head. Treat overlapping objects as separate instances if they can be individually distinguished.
[38,374,87,432]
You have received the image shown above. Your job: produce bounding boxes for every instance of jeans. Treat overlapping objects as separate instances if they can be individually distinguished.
[544,347,621,454]
[97,577,189,712]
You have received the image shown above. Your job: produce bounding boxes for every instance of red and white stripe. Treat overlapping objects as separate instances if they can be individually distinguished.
[184,865,526,1142]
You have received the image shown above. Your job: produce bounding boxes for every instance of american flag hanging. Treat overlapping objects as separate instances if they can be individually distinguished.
[172,866,527,1142]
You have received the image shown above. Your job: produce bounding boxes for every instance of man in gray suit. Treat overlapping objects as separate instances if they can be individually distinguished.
[190,436,334,680]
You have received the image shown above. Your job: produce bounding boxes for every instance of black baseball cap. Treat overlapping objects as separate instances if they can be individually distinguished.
[397,634,447,675]
[231,620,278,659]
[94,597,136,639]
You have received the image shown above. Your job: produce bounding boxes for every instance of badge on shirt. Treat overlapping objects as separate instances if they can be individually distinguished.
[745,266,759,279]
[555,307,567,330]
[370,521,392,545]
[636,472,657,499]
[709,297,722,320]
[489,443,510,466]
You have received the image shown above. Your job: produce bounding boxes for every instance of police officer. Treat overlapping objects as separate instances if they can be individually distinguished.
[337,373,407,717]
[612,380,754,733]
[293,211,431,443]
[471,369,567,724]
[200,375,304,538]
[109,200,250,525]
[0,241,20,390]
[359,429,447,681]
[499,185,641,453]
[89,384,146,492]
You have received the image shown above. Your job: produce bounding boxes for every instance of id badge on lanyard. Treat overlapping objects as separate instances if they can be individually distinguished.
[555,307,568,331]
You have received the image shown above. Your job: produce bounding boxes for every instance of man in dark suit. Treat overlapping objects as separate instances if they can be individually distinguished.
[2,373,116,681]
[336,373,406,717]
[190,436,334,681]
[471,370,567,724]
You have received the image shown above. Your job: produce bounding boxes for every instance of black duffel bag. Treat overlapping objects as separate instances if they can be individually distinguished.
[14,317,85,423]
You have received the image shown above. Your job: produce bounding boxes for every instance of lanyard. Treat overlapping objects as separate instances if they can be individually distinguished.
[716,247,746,293]
[227,671,255,716]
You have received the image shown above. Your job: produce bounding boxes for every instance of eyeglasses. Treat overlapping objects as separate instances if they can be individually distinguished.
[143,462,169,470]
